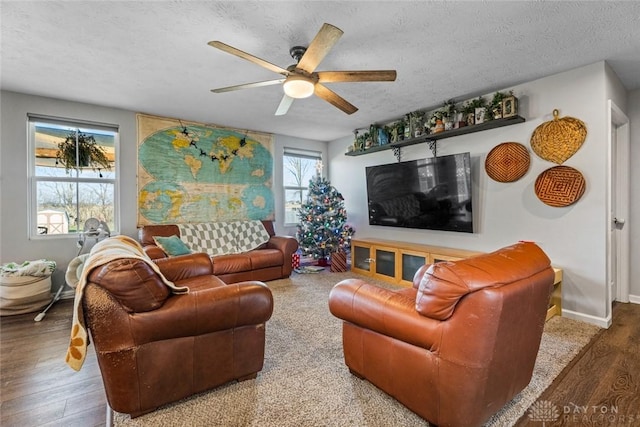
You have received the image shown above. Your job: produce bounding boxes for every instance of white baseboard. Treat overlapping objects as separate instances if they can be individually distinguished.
[628,294,640,304]
[561,309,611,329]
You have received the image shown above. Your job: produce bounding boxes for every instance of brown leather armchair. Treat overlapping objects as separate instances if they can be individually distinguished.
[82,252,273,417]
[329,242,554,427]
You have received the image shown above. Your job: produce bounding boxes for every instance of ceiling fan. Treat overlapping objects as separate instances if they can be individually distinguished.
[208,23,397,116]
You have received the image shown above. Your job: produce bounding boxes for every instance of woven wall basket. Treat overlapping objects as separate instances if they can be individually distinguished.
[530,109,587,164]
[485,142,530,183]
[535,165,586,207]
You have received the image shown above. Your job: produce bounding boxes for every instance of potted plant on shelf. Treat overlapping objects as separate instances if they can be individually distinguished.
[461,101,475,126]
[395,116,412,141]
[488,91,507,120]
[442,100,456,130]
[462,97,487,126]
[56,131,111,173]
[428,110,445,133]
[409,110,425,137]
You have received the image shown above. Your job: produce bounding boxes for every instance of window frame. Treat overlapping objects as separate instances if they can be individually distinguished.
[28,114,120,240]
[282,147,322,227]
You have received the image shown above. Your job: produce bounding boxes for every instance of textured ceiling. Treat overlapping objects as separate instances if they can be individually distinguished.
[2,1,640,141]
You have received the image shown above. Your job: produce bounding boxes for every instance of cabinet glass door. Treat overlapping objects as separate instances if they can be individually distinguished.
[375,248,396,278]
[353,245,372,273]
[402,253,427,283]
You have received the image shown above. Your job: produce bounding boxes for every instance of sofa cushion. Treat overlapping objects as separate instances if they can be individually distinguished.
[415,242,551,320]
[248,249,283,269]
[212,254,252,275]
[153,235,192,256]
[87,258,171,313]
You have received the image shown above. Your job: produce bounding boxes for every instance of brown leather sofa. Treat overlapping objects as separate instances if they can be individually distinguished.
[329,242,554,427]
[138,220,298,283]
[82,252,273,417]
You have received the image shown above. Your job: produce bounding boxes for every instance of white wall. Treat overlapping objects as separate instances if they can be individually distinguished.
[628,89,640,303]
[329,62,629,327]
[0,90,326,294]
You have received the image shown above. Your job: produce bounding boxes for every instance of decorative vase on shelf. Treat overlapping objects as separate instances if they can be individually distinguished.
[403,115,411,139]
[434,119,445,133]
[466,113,475,126]
[377,127,389,145]
[454,113,466,128]
[444,120,454,131]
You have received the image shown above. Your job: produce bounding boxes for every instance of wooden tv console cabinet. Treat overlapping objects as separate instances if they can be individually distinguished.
[350,238,562,321]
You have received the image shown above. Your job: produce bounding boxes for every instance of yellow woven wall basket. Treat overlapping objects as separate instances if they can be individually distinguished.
[530,109,587,164]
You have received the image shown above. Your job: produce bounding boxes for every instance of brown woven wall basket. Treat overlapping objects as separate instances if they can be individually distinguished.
[535,165,586,207]
[485,142,530,183]
[530,109,587,164]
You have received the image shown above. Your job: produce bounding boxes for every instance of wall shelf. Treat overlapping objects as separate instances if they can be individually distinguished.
[345,115,526,157]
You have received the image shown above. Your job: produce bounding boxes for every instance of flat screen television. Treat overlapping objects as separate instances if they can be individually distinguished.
[365,153,473,233]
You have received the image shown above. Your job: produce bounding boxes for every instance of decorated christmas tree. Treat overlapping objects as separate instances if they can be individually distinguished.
[296,175,355,264]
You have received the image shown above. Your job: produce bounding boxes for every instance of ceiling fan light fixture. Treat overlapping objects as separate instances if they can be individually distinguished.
[283,75,315,99]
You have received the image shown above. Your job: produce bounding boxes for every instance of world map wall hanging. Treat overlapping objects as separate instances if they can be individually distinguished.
[137,114,274,226]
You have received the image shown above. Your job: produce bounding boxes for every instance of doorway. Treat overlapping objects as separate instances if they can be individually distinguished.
[607,100,630,316]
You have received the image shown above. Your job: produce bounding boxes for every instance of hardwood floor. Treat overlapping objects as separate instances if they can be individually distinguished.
[2,299,639,427]
[515,302,640,426]
[1,300,106,427]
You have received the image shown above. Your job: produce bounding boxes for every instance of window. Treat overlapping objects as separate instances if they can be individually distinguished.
[29,116,118,238]
[283,148,322,225]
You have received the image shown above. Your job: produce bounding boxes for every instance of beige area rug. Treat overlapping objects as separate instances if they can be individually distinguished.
[114,271,601,427]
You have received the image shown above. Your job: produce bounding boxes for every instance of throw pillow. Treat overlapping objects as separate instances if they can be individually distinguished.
[153,235,191,256]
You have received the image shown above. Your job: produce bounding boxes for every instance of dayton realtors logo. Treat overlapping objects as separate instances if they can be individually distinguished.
[528,401,639,425]
[528,401,560,425]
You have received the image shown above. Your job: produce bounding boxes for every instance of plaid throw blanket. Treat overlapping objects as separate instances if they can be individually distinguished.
[65,235,188,371]
[178,221,271,256]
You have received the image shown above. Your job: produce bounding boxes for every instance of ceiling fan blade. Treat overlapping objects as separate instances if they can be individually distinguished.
[208,41,289,75]
[296,23,343,74]
[314,83,358,115]
[211,79,285,93]
[317,70,397,83]
[275,94,294,116]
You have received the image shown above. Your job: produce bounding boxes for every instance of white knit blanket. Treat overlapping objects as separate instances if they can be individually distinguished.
[1,259,56,277]
[178,221,271,256]
[65,235,188,372]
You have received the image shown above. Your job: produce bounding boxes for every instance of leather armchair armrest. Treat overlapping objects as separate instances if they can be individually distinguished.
[329,278,443,351]
[412,264,432,289]
[154,252,213,281]
[129,281,273,344]
[143,245,167,260]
